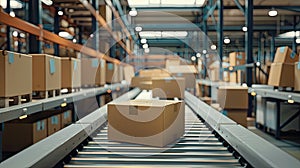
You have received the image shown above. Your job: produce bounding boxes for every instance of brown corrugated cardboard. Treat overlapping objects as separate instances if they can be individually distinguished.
[209,68,219,81]
[173,73,196,89]
[268,63,294,87]
[0,50,32,97]
[152,78,185,99]
[139,69,170,77]
[221,109,247,127]
[123,65,135,83]
[167,65,198,74]
[61,110,72,128]
[31,54,61,91]
[273,46,299,63]
[118,65,124,82]
[168,65,197,88]
[217,86,248,109]
[295,62,300,91]
[47,114,61,136]
[229,52,245,66]
[200,97,212,105]
[108,100,185,147]
[130,76,152,88]
[165,59,180,69]
[81,58,105,86]
[106,63,119,83]
[3,119,47,152]
[229,72,237,83]
[61,58,81,88]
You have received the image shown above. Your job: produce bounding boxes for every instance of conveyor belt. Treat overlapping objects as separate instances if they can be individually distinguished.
[64,105,242,167]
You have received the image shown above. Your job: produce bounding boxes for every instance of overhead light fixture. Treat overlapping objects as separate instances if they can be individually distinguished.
[58,10,64,16]
[141,38,147,44]
[128,0,206,7]
[20,33,25,38]
[278,31,300,38]
[242,26,248,32]
[90,34,94,38]
[68,8,75,13]
[59,31,73,39]
[191,56,196,61]
[224,37,231,44]
[296,38,300,44]
[129,8,137,17]
[142,44,148,49]
[72,38,77,43]
[210,45,217,50]
[139,31,188,38]
[144,48,150,53]
[9,11,15,17]
[196,53,201,57]
[12,31,18,37]
[41,0,53,6]
[0,0,23,9]
[202,49,207,54]
[135,26,142,32]
[268,8,278,17]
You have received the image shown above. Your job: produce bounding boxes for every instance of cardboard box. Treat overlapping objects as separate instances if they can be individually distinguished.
[273,46,299,63]
[229,72,237,83]
[61,58,81,88]
[47,114,61,136]
[139,69,170,77]
[3,119,47,152]
[221,109,247,127]
[118,65,124,82]
[130,76,152,89]
[209,68,219,81]
[61,110,72,128]
[0,50,32,97]
[268,63,294,87]
[165,59,180,69]
[200,96,212,105]
[152,78,185,99]
[295,62,300,91]
[106,63,119,84]
[168,65,197,89]
[123,65,135,83]
[108,100,185,147]
[81,58,106,86]
[229,52,245,66]
[31,54,61,91]
[217,86,248,109]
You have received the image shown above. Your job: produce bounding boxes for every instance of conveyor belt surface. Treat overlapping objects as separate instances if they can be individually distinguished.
[64,103,241,167]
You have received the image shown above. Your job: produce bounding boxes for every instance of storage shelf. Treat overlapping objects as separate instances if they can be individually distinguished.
[0,83,128,123]
[249,88,300,103]
[197,79,239,87]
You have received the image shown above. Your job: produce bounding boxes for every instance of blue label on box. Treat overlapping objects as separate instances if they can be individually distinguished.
[280,47,285,53]
[237,55,242,59]
[101,60,105,68]
[298,63,300,70]
[73,61,78,70]
[51,116,58,125]
[41,121,45,130]
[8,52,14,64]
[221,110,228,116]
[92,59,99,68]
[108,63,114,70]
[290,52,296,59]
[36,121,45,131]
[49,59,55,74]
[64,111,69,119]
[177,73,183,77]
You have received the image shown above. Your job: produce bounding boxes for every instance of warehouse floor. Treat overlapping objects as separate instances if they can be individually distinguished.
[249,127,300,160]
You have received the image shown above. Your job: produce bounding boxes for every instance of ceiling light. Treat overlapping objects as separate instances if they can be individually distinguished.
[68,8,75,13]
[210,44,217,50]
[162,31,188,38]
[278,31,300,38]
[129,8,137,16]
[20,33,25,38]
[59,31,73,39]
[196,53,201,57]
[58,10,64,16]
[90,34,94,38]
[268,8,278,17]
[224,37,231,44]
[242,26,247,32]
[191,56,196,61]
[9,11,15,17]
[128,0,206,7]
[135,26,142,32]
[144,48,150,53]
[41,0,53,6]
[0,0,23,9]
[72,38,77,43]
[296,38,300,44]
[202,50,207,54]
[142,44,148,49]
[12,31,18,37]
[141,38,147,44]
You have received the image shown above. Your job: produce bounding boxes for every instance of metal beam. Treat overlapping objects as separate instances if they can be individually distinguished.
[28,0,42,53]
[54,7,60,56]
[233,0,245,14]
[224,5,300,12]
[135,7,202,12]
[5,0,11,51]
[217,0,223,80]
[92,0,99,51]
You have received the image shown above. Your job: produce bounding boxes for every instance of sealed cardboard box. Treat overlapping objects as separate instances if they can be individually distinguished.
[61,58,81,88]
[118,65,124,82]
[165,59,180,69]
[268,63,294,87]
[221,109,247,127]
[200,96,212,105]
[217,86,248,109]
[139,69,170,77]
[123,65,135,83]
[31,54,61,91]
[3,119,47,152]
[130,76,152,88]
[152,78,185,99]
[81,58,105,86]
[61,110,72,128]
[108,100,185,147]
[229,52,245,66]
[99,59,106,85]
[229,72,237,83]
[0,50,32,97]
[273,46,299,63]
[295,62,300,91]
[209,68,219,81]
[168,65,197,89]
[47,114,61,136]
[106,63,119,83]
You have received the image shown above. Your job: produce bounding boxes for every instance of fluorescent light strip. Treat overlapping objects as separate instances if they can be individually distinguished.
[128,0,206,7]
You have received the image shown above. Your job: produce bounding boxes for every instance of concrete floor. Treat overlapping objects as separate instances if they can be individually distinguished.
[248,126,300,160]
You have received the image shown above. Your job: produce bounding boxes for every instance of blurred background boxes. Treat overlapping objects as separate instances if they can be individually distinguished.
[61,58,81,89]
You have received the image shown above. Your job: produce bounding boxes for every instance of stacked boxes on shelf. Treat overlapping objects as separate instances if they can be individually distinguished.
[229,52,245,83]
[106,63,120,84]
[217,86,248,127]
[0,50,32,107]
[167,65,198,89]
[152,77,185,99]
[81,58,106,87]
[268,46,299,87]
[61,57,81,90]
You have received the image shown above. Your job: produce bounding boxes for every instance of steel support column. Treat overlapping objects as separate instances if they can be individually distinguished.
[92,0,99,51]
[5,0,11,51]
[217,0,223,80]
[203,7,208,79]
[54,8,60,56]
[292,16,297,53]
[246,0,254,117]
[0,123,2,161]
[28,0,42,53]
[270,33,275,62]
[258,32,262,62]
[78,26,83,45]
